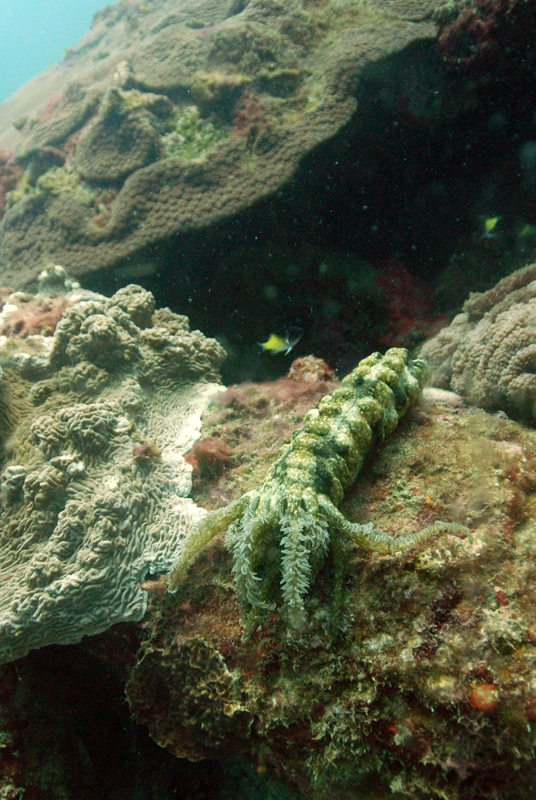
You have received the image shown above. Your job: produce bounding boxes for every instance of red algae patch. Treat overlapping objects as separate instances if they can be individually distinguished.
[468,682,499,712]
[0,292,73,338]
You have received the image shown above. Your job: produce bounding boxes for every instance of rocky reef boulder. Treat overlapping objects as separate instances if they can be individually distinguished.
[127,387,536,799]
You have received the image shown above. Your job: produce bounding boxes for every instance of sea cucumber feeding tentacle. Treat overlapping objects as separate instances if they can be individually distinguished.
[169,348,467,630]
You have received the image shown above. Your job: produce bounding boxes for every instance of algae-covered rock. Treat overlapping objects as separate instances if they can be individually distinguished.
[0,0,438,288]
[5,164,95,211]
[128,390,536,800]
[0,278,225,665]
[0,626,300,800]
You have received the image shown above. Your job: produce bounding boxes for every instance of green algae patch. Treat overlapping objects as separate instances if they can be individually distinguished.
[7,166,95,208]
[161,105,229,161]
[36,167,88,198]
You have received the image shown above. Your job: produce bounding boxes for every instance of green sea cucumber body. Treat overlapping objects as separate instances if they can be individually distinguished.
[170,348,461,629]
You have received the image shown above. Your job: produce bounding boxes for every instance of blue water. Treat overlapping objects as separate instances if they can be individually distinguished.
[0,0,106,105]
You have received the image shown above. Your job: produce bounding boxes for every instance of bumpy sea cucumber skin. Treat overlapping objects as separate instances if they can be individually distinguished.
[170,348,459,630]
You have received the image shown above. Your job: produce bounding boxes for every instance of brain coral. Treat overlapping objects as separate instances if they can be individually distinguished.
[420,262,536,420]
[0,279,225,665]
[0,0,437,288]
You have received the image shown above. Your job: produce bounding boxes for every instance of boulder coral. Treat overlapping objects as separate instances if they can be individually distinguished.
[74,87,174,183]
[0,0,438,288]
[0,276,225,665]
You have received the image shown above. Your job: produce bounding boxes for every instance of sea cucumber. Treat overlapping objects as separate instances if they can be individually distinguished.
[170,348,464,631]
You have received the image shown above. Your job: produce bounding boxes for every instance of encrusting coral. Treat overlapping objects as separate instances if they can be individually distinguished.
[0,0,438,288]
[74,87,174,183]
[170,347,464,630]
[0,272,225,665]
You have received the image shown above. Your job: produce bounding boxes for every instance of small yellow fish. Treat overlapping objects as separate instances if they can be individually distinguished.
[139,3,148,12]
[481,216,500,238]
[519,223,536,237]
[259,327,304,355]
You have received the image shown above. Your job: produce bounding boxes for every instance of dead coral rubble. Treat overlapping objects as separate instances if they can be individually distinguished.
[128,398,536,800]
[0,0,437,288]
[0,277,225,665]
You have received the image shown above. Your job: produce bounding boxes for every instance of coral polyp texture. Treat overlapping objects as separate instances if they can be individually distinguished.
[170,348,461,630]
[128,393,536,799]
[420,261,536,421]
[0,149,22,223]
[0,0,438,288]
[0,279,225,665]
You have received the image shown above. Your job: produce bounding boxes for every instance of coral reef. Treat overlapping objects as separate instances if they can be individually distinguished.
[0,0,438,287]
[0,279,225,665]
[463,259,536,319]
[128,394,536,799]
[420,261,536,421]
[0,150,22,223]
[170,348,461,630]
[74,88,173,183]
